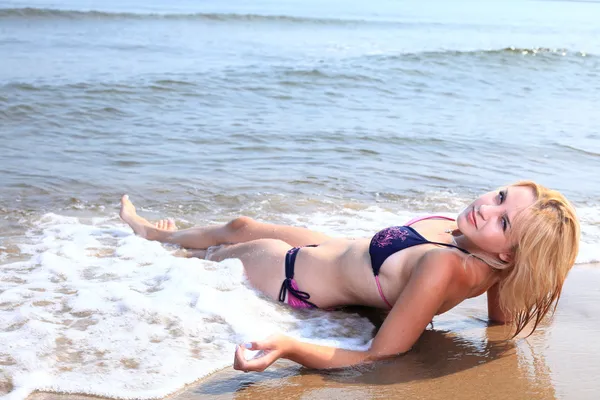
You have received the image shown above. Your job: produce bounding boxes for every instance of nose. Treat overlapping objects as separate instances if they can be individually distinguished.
[477,204,501,220]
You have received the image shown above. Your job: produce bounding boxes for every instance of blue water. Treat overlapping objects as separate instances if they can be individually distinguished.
[1,0,600,210]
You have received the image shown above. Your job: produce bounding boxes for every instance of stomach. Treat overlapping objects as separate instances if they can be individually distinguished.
[294,238,386,308]
[307,237,370,263]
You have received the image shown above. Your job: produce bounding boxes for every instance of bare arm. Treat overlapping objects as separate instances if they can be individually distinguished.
[234,250,456,371]
[487,282,511,323]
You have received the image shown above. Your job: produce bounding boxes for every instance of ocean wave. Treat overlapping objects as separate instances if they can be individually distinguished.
[365,47,593,62]
[559,143,600,157]
[2,43,590,96]
[0,7,408,26]
[1,79,199,95]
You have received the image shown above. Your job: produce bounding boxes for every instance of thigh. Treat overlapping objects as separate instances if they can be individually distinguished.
[207,239,291,301]
[239,219,332,247]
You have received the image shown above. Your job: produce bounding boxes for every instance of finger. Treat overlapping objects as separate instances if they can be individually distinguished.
[234,344,278,372]
[240,348,280,372]
[233,345,245,371]
[243,342,258,351]
[234,344,256,371]
[244,339,273,351]
[233,345,259,372]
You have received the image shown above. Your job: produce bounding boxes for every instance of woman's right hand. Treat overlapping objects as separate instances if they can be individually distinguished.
[233,334,293,372]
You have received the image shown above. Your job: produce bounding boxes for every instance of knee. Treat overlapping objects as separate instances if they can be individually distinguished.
[226,216,255,232]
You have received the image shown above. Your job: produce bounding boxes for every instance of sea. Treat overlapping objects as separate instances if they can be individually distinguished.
[1,0,599,399]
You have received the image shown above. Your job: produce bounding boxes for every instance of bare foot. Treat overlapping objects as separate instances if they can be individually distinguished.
[119,195,155,238]
[154,219,177,231]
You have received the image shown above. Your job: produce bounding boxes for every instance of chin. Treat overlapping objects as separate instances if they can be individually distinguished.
[456,209,469,232]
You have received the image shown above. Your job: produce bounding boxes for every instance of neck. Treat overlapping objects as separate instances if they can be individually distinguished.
[451,232,502,272]
[451,232,484,255]
[445,231,501,294]
[452,235,501,295]
[468,260,500,297]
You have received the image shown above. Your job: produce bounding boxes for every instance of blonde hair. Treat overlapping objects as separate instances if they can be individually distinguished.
[476,181,580,337]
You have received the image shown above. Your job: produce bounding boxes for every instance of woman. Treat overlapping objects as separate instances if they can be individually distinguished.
[119,181,580,372]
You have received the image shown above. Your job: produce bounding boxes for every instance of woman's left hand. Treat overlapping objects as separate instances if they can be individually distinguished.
[233,334,293,372]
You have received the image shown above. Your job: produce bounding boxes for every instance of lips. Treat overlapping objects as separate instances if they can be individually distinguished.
[469,207,478,228]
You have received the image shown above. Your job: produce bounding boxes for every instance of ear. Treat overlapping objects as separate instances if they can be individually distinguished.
[498,252,512,263]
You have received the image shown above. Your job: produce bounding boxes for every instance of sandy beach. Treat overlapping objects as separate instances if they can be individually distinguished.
[27,265,599,400]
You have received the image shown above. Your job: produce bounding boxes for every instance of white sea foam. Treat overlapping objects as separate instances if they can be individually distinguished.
[576,207,600,265]
[0,214,374,400]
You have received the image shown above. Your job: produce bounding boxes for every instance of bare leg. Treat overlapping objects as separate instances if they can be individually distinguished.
[205,239,292,302]
[119,195,332,249]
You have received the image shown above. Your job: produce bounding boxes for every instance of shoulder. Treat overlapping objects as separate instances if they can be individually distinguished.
[416,248,466,275]
[415,248,471,293]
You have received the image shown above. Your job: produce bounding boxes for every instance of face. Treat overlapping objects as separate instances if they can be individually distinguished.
[457,185,536,260]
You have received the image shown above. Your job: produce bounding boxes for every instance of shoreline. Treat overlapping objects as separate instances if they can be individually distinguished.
[26,265,600,400]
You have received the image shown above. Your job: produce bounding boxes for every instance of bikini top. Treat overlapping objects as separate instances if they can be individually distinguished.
[369,215,470,277]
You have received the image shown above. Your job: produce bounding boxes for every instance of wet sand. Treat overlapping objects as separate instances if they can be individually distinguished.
[29,265,599,400]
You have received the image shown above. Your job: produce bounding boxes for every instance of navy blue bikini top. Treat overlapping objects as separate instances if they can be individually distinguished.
[369,225,470,276]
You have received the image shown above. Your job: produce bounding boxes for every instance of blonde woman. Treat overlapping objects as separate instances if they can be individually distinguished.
[119,181,580,372]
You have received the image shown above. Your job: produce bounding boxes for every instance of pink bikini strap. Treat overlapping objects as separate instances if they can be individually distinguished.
[375,275,394,309]
[404,215,455,226]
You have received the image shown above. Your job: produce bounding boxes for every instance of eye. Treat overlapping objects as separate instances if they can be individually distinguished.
[498,190,506,203]
[498,190,509,232]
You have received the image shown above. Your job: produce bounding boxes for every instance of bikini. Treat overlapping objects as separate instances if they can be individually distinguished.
[277,215,470,309]
[278,244,319,309]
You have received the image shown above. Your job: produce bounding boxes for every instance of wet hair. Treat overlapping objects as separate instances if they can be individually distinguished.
[477,181,580,337]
